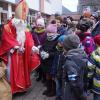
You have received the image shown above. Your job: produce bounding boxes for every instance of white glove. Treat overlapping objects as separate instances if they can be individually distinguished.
[10,49,14,54]
[32,46,39,54]
[40,51,49,59]
[14,46,19,49]
[37,45,42,49]
[10,46,19,53]
[19,47,25,53]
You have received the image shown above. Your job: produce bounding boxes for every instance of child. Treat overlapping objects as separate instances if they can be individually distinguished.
[76,19,95,56]
[62,34,87,100]
[51,35,66,100]
[32,18,47,82]
[88,34,100,100]
[40,20,59,97]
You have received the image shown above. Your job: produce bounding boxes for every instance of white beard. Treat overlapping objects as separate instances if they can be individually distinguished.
[12,18,26,48]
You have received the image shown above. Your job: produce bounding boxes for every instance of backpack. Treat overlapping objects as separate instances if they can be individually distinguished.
[82,36,95,56]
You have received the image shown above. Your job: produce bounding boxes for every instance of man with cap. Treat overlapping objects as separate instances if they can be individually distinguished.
[0,0,40,94]
[62,34,87,100]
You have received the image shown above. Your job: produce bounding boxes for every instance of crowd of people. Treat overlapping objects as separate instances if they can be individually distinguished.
[0,0,100,100]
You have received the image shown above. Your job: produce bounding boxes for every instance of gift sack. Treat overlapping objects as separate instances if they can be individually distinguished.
[0,61,12,100]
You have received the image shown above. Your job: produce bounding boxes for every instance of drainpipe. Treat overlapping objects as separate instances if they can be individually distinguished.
[40,0,44,13]
[8,3,12,19]
[0,7,3,24]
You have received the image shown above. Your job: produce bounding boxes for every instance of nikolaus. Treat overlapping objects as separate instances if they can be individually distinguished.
[0,0,40,94]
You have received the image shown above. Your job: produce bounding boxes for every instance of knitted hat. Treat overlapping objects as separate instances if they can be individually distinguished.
[83,10,91,18]
[58,35,66,43]
[94,34,100,46]
[46,23,57,33]
[63,34,80,50]
[36,18,45,27]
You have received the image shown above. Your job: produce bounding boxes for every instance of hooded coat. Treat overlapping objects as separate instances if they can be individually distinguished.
[62,48,87,100]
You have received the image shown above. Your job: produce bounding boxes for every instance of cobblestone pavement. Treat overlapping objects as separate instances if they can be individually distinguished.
[13,73,55,100]
[13,73,93,100]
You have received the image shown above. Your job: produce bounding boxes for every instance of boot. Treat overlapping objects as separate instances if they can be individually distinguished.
[46,80,56,97]
[55,96,62,100]
[46,90,56,97]
[36,77,42,81]
[42,89,49,95]
[43,80,47,87]
[42,74,46,84]
[36,70,42,81]
[36,67,43,82]
[42,80,51,95]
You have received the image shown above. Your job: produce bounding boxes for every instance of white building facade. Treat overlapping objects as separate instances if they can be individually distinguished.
[44,0,62,15]
[0,0,62,24]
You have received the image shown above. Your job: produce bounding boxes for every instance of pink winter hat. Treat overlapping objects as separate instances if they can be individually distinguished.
[46,23,57,33]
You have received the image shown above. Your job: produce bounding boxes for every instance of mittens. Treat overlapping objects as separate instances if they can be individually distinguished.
[32,46,39,54]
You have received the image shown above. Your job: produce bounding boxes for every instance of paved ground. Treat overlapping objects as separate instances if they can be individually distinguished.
[13,73,93,100]
[13,73,55,100]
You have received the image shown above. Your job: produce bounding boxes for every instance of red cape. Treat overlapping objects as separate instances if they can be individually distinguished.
[0,21,40,93]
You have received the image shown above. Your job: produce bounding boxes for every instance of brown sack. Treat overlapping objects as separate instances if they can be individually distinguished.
[0,61,12,100]
[0,78,12,100]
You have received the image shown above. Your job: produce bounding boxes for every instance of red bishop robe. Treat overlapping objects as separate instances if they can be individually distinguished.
[0,20,40,94]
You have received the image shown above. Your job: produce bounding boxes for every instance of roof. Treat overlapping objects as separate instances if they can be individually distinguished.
[62,6,72,14]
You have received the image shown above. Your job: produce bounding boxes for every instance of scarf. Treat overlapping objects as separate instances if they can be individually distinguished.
[34,28,45,34]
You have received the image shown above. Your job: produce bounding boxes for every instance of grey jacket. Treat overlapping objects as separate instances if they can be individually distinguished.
[63,48,87,100]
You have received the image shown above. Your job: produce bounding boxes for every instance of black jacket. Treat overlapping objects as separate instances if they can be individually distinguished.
[50,50,66,78]
[40,37,59,73]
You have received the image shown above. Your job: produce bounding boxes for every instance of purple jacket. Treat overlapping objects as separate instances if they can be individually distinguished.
[32,31,47,46]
